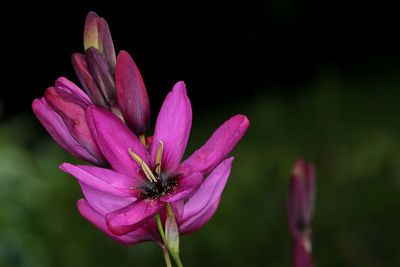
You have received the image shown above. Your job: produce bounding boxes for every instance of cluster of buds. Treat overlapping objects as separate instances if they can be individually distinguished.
[287,159,316,267]
[33,12,150,166]
[72,12,150,136]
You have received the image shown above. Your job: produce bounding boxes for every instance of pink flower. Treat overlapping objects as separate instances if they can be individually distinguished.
[73,156,234,245]
[32,77,106,166]
[60,81,249,237]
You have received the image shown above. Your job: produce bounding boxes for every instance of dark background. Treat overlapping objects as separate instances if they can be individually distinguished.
[1,2,400,267]
[3,2,399,118]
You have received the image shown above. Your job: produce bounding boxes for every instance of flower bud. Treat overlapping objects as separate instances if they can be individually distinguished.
[85,47,116,104]
[83,11,116,72]
[84,12,102,53]
[287,159,315,240]
[292,239,314,267]
[71,53,108,109]
[115,50,150,134]
[33,78,106,166]
[165,205,180,255]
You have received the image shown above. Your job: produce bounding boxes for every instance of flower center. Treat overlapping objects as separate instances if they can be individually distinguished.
[129,141,177,199]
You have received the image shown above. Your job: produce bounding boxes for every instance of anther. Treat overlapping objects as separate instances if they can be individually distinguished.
[155,141,164,176]
[129,148,157,183]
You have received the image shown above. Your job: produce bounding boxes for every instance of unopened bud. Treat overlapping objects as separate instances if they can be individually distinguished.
[165,204,180,254]
[85,47,116,104]
[83,12,116,72]
[287,159,316,240]
[115,50,150,134]
[71,53,108,109]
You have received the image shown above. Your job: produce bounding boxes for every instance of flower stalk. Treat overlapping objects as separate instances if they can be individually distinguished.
[161,245,172,267]
[165,203,182,267]
[155,204,184,267]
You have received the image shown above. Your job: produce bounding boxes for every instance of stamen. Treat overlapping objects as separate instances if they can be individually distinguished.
[138,134,146,146]
[155,141,164,176]
[129,148,157,183]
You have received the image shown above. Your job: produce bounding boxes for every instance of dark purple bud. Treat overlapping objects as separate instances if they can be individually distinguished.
[292,240,314,267]
[85,47,116,103]
[115,50,150,134]
[99,17,116,72]
[71,53,108,109]
[287,159,316,239]
[83,12,116,72]
[84,12,102,52]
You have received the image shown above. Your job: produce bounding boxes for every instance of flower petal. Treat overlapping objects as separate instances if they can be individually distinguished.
[106,199,164,236]
[44,80,105,165]
[77,199,155,245]
[79,182,135,216]
[115,50,150,134]
[87,106,148,177]
[179,115,248,176]
[150,82,192,174]
[159,172,203,202]
[60,163,142,197]
[179,157,233,235]
[55,77,92,105]
[32,98,104,165]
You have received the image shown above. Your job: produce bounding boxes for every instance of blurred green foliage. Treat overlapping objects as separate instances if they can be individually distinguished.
[1,67,400,266]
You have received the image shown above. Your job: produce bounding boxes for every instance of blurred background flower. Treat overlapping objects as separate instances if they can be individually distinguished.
[1,2,400,267]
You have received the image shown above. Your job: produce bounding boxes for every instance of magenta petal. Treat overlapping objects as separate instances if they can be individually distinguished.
[32,98,104,165]
[60,163,142,197]
[179,114,249,176]
[44,81,105,165]
[77,199,154,245]
[80,182,135,216]
[106,199,164,236]
[55,77,92,105]
[150,82,192,174]
[180,157,233,235]
[115,50,150,134]
[160,172,203,202]
[87,106,148,177]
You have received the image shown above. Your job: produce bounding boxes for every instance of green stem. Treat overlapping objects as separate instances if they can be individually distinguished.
[161,245,172,267]
[155,207,184,267]
[171,252,183,267]
[139,134,146,146]
[165,202,173,217]
[155,214,167,244]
